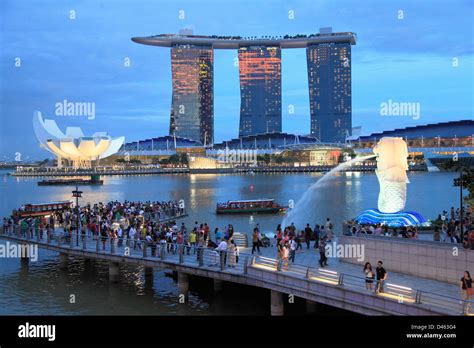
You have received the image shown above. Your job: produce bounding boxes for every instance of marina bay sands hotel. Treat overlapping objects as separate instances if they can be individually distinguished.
[132,28,356,145]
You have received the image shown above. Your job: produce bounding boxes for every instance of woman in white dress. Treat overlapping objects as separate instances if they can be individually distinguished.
[228,240,236,267]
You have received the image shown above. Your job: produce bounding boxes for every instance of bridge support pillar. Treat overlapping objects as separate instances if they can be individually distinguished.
[20,256,29,268]
[213,279,224,292]
[270,290,284,316]
[145,267,153,278]
[306,300,317,314]
[109,262,120,283]
[19,243,29,267]
[177,272,189,298]
[59,253,68,269]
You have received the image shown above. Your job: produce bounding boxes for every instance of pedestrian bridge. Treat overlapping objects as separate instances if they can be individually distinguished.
[0,227,471,316]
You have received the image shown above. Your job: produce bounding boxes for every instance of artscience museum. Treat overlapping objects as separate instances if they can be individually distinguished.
[33,111,125,168]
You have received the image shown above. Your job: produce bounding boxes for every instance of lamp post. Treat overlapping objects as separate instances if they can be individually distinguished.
[72,186,83,246]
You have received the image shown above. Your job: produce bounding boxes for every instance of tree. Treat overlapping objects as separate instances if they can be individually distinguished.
[180,153,189,166]
[455,166,474,205]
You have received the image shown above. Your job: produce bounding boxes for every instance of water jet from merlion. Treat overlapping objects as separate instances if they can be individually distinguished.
[282,137,426,229]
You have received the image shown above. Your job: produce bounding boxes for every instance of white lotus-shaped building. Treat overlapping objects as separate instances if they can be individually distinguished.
[33,111,125,168]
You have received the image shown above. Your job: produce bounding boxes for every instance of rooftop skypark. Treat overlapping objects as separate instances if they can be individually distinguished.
[132,29,357,49]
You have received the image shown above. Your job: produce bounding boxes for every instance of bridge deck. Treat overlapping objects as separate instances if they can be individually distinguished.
[0,227,471,316]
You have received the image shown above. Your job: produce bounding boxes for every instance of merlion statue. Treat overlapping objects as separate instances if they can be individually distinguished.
[373,137,409,213]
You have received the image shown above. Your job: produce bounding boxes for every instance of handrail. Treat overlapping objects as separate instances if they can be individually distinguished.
[1,224,472,315]
[249,254,473,315]
[341,233,466,247]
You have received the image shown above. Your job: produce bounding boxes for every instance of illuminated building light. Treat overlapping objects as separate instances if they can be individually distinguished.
[355,209,426,227]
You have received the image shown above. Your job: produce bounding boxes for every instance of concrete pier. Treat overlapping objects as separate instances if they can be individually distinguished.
[177,272,189,296]
[270,290,284,316]
[213,279,224,291]
[109,262,120,282]
[59,253,68,269]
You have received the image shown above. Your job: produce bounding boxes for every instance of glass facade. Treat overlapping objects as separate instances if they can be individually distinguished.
[307,43,352,143]
[238,46,282,137]
[170,45,214,145]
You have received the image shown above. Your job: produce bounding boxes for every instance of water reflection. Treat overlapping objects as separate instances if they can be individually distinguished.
[0,170,459,314]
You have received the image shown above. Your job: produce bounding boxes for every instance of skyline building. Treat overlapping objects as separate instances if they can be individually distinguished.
[307,41,352,143]
[238,46,282,137]
[132,28,356,143]
[170,44,214,145]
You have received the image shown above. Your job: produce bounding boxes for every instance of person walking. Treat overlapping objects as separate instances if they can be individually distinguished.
[363,262,375,291]
[325,218,333,233]
[233,240,239,263]
[460,270,473,314]
[251,228,261,254]
[227,239,236,268]
[196,232,205,261]
[289,236,297,263]
[276,226,283,248]
[277,240,284,261]
[313,224,320,249]
[215,227,222,244]
[117,226,123,247]
[318,236,328,267]
[282,242,289,270]
[215,237,228,267]
[375,261,388,293]
[295,230,303,251]
[304,224,313,249]
[189,229,197,254]
[100,228,108,251]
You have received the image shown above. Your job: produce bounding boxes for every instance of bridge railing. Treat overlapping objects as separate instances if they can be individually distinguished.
[1,225,472,315]
[1,225,248,273]
[249,254,473,315]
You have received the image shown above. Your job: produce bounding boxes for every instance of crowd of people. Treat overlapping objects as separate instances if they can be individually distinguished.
[432,205,474,248]
[345,204,474,249]
[2,200,185,245]
[2,203,472,312]
[248,218,336,268]
[2,207,337,269]
[347,223,421,239]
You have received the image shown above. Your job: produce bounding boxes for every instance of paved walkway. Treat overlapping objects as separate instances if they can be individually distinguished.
[240,240,460,298]
[2,228,470,315]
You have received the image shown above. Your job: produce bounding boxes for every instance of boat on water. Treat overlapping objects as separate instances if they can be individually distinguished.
[12,201,73,218]
[216,199,287,215]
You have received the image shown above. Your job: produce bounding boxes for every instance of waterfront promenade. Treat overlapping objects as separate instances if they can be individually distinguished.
[0,226,471,316]
[8,163,428,177]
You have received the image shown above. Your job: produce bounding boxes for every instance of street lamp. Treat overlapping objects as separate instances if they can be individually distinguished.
[72,186,83,246]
